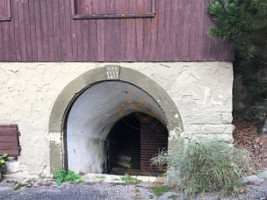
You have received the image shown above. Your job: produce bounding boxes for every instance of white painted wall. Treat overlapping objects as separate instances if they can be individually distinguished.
[67,81,166,174]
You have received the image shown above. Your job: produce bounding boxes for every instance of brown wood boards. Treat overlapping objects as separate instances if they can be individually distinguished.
[0,125,21,157]
[0,0,234,62]
[0,0,11,22]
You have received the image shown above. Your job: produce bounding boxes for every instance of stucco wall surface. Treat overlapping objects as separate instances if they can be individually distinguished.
[0,62,234,176]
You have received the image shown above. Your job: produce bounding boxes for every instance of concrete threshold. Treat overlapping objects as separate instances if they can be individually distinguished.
[82,173,165,183]
[2,173,165,184]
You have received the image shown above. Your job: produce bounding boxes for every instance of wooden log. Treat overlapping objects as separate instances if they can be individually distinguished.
[116,155,131,162]
[114,155,132,168]
[114,160,132,168]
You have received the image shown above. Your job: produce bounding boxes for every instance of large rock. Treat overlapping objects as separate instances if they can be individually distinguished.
[243,175,264,185]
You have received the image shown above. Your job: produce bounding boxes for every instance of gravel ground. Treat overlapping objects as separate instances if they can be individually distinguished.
[0,172,267,200]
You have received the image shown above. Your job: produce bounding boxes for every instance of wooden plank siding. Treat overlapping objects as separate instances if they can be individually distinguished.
[0,0,11,22]
[0,0,234,62]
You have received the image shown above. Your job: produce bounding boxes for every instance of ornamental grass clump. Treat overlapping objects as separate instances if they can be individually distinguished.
[151,139,250,197]
[0,153,8,172]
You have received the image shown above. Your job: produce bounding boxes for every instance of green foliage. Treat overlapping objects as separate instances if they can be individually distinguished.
[151,185,173,197]
[208,0,267,62]
[151,139,250,197]
[120,173,141,184]
[208,0,267,121]
[13,183,23,191]
[53,167,84,185]
[0,153,8,172]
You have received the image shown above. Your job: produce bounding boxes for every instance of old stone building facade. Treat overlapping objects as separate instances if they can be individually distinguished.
[0,0,234,177]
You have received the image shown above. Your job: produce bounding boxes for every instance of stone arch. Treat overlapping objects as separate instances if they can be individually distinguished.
[48,66,183,172]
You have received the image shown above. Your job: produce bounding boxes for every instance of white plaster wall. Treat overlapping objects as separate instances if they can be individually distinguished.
[67,82,166,174]
[126,62,234,142]
[0,62,234,176]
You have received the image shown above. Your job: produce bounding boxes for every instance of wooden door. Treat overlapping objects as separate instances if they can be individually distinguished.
[140,117,168,174]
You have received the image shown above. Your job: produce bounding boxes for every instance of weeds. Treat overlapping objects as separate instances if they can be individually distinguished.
[151,185,173,197]
[168,194,179,199]
[13,183,23,190]
[121,173,141,184]
[53,167,83,185]
[151,139,250,197]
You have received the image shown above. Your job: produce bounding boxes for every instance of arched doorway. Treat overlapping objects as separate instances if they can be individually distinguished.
[66,81,168,174]
[49,66,183,173]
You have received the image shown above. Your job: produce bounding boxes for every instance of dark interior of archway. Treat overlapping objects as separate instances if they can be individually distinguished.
[104,112,168,176]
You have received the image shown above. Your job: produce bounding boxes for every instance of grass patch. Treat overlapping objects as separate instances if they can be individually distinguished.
[151,185,172,197]
[151,139,250,197]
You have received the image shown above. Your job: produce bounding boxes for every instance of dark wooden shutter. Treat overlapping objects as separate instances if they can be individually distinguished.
[0,125,21,157]
[72,0,155,19]
[0,0,11,21]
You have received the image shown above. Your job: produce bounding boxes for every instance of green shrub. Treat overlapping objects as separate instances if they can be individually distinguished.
[53,167,83,185]
[151,139,250,197]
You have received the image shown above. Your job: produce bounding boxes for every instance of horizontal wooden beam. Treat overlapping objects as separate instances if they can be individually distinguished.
[72,13,155,20]
[0,17,11,22]
[0,131,20,136]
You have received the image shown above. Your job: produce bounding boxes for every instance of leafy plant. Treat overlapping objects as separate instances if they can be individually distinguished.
[0,153,8,172]
[151,139,250,197]
[121,173,141,184]
[53,167,83,185]
[151,185,173,197]
[13,183,25,190]
[13,183,23,191]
